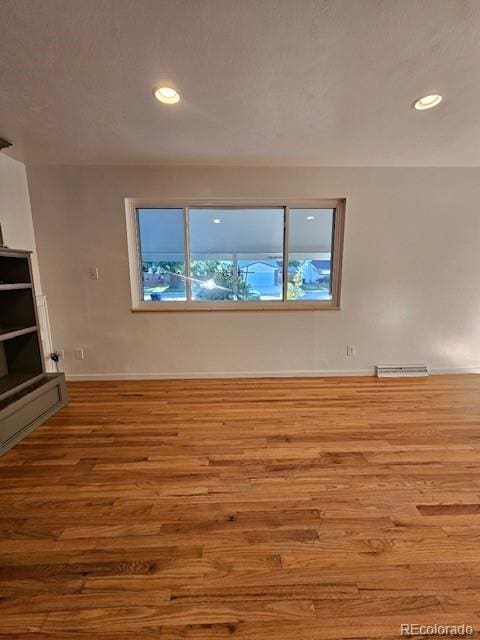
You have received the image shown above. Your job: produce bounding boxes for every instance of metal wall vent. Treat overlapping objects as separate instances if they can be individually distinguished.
[376,364,429,378]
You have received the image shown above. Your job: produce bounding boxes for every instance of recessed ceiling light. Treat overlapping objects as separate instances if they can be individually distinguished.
[413,94,443,111]
[307,215,315,220]
[153,86,181,104]
[212,218,221,224]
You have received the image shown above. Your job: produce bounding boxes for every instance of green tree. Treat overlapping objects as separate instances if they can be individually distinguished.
[194,262,253,300]
[143,261,185,289]
[287,263,305,300]
[190,260,219,277]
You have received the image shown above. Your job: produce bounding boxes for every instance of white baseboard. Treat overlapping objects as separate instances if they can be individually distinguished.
[430,366,480,375]
[65,366,480,381]
[66,368,375,381]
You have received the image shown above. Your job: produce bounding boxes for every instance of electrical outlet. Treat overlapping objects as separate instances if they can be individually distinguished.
[346,345,355,357]
[89,267,99,280]
[74,348,85,360]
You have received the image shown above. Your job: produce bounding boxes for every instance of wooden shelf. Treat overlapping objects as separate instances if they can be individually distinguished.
[0,373,45,403]
[0,248,64,455]
[0,325,38,342]
[0,283,33,291]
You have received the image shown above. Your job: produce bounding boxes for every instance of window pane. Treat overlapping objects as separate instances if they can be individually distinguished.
[189,208,284,301]
[138,209,186,302]
[287,209,334,301]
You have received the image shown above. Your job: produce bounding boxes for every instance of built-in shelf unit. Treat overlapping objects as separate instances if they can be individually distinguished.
[0,247,67,455]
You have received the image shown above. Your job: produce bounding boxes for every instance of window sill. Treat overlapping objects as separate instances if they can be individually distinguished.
[131,301,341,312]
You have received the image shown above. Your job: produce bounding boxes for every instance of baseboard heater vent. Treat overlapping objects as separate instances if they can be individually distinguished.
[376,364,429,378]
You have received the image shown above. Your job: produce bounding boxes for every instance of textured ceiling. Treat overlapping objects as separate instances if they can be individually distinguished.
[1,0,480,166]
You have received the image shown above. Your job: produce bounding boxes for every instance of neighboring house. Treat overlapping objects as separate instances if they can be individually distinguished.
[239,260,280,288]
[239,259,331,287]
[299,261,320,284]
[311,259,331,273]
[287,259,331,284]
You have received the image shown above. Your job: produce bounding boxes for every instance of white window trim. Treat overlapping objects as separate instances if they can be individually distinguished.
[125,198,345,312]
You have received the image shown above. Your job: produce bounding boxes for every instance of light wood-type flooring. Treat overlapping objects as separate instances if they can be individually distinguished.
[1,375,480,638]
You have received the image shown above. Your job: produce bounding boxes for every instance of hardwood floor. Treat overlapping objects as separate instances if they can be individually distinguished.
[1,375,480,638]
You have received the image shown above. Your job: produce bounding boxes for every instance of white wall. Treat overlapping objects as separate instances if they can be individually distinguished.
[26,165,480,378]
[0,154,42,293]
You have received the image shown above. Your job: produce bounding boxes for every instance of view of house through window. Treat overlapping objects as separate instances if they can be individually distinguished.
[189,208,284,301]
[137,204,341,306]
[287,209,334,301]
